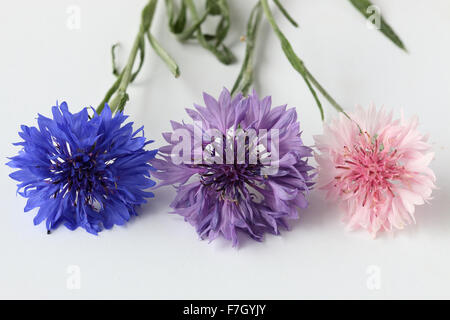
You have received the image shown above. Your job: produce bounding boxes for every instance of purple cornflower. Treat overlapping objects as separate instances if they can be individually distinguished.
[7,102,157,234]
[152,88,314,246]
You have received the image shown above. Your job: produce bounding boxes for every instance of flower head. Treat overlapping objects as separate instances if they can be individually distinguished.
[152,88,314,246]
[8,102,157,234]
[314,105,435,236]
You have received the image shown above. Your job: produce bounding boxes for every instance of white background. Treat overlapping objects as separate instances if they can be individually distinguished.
[0,0,449,299]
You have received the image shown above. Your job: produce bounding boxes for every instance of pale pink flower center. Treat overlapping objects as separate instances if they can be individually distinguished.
[334,133,405,207]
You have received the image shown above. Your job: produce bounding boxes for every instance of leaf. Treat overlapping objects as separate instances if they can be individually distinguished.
[273,0,298,28]
[206,0,222,15]
[261,0,324,119]
[231,2,262,96]
[166,0,176,27]
[147,32,180,77]
[141,0,158,31]
[111,43,121,76]
[349,0,407,51]
[215,44,235,64]
[166,0,187,33]
[130,38,146,83]
[183,0,235,65]
[213,0,231,47]
[176,9,210,41]
[173,1,187,33]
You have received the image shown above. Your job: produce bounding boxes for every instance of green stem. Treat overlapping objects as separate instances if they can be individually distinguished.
[108,28,144,113]
[96,0,158,114]
[260,0,347,120]
[231,2,262,96]
[97,70,124,114]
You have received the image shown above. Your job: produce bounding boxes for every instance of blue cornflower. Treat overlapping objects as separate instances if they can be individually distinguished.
[7,102,157,234]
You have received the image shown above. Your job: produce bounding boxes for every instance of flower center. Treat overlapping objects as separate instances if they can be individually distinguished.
[334,133,405,207]
[199,164,263,202]
[49,147,113,204]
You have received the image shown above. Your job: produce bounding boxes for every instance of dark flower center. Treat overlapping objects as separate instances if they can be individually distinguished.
[199,164,263,201]
[49,148,113,204]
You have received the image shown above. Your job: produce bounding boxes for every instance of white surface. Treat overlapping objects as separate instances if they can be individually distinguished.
[0,0,449,299]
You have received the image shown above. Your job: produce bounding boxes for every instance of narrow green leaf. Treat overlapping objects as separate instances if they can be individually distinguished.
[130,38,146,82]
[273,0,298,28]
[111,43,121,76]
[166,0,187,33]
[165,0,176,28]
[261,0,324,119]
[206,0,222,15]
[176,9,210,41]
[183,0,235,64]
[213,0,231,47]
[349,0,407,51]
[174,1,187,33]
[147,32,180,77]
[215,44,235,64]
[231,2,262,96]
[142,0,158,31]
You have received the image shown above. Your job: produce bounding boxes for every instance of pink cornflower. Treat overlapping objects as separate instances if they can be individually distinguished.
[314,105,435,236]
